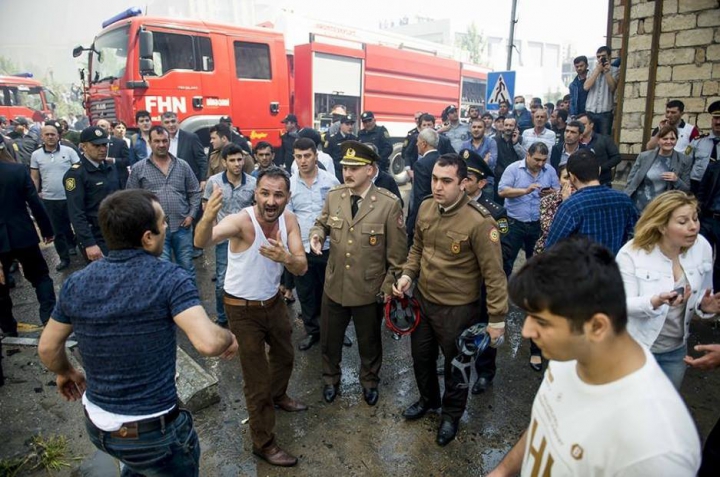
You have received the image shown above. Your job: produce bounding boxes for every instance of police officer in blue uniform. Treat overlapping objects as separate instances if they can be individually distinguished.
[358,111,393,173]
[689,101,720,192]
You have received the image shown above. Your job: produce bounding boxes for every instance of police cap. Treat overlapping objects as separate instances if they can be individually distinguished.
[460,148,494,180]
[340,114,356,124]
[80,126,110,145]
[360,111,375,122]
[709,101,720,117]
[339,140,379,166]
[281,114,298,124]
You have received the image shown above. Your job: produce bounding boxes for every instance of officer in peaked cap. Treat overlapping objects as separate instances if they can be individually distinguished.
[325,114,358,182]
[309,140,407,407]
[358,111,393,173]
[63,126,121,261]
[688,100,720,192]
[459,147,509,394]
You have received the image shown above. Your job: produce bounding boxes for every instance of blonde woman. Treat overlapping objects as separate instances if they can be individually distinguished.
[616,191,720,389]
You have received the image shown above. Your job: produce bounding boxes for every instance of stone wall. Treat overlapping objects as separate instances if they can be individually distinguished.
[612,0,720,159]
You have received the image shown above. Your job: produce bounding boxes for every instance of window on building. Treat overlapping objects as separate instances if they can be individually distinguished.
[234,41,272,80]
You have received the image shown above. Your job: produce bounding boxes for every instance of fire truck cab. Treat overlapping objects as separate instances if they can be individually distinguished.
[0,74,55,123]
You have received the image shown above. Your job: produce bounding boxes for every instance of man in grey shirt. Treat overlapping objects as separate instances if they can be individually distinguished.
[30,122,81,270]
[127,126,200,280]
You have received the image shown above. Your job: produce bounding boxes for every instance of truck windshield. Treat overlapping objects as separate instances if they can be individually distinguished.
[0,85,45,111]
[91,26,130,83]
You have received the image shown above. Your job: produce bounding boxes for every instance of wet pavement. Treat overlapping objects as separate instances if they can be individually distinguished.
[2,240,720,476]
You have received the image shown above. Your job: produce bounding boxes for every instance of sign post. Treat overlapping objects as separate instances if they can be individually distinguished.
[485,71,516,111]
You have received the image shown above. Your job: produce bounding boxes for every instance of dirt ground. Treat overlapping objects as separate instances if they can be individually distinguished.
[2,242,720,477]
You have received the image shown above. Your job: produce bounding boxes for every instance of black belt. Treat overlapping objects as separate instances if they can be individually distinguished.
[85,405,180,438]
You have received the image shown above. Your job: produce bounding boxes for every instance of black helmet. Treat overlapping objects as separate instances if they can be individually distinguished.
[384,295,420,336]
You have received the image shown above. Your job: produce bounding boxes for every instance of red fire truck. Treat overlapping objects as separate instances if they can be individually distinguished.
[74,8,489,179]
[0,74,55,123]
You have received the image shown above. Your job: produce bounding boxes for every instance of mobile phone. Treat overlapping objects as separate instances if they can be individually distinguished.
[672,286,684,296]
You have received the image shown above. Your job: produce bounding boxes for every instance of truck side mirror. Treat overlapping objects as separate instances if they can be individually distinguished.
[139,30,153,59]
[72,45,84,58]
[139,58,155,75]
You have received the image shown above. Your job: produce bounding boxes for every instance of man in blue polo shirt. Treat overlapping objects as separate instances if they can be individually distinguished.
[39,189,237,477]
[545,149,637,254]
[203,143,256,327]
[498,142,559,276]
[461,117,498,198]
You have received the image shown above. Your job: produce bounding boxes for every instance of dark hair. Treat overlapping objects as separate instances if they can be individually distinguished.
[419,113,436,124]
[135,110,151,122]
[471,117,485,126]
[596,46,611,56]
[111,120,127,129]
[221,143,245,159]
[657,125,679,140]
[556,109,569,122]
[161,111,177,120]
[293,137,317,153]
[563,94,571,102]
[575,112,592,124]
[557,163,567,178]
[499,100,510,108]
[149,126,169,140]
[480,112,493,120]
[495,115,506,122]
[566,120,585,134]
[435,153,468,181]
[544,103,554,113]
[567,149,599,182]
[99,189,161,250]
[257,166,290,192]
[527,142,549,156]
[210,123,232,140]
[509,237,627,333]
[666,100,685,112]
[573,55,588,65]
[297,128,322,147]
[253,141,273,154]
[531,97,542,107]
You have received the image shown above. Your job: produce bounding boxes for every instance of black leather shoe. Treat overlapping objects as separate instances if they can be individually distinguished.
[343,334,352,347]
[402,400,439,420]
[298,334,319,351]
[436,419,458,446]
[55,260,70,271]
[363,387,379,406]
[323,384,339,403]
[471,376,493,394]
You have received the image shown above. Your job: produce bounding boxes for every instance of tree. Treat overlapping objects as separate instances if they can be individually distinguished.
[459,22,486,65]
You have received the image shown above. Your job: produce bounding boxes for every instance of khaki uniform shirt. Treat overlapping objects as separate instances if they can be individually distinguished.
[403,194,508,322]
[310,183,407,307]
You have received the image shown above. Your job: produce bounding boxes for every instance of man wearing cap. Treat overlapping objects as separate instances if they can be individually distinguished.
[460,148,508,394]
[439,105,470,153]
[401,112,424,179]
[96,119,131,188]
[8,116,39,167]
[310,141,407,407]
[64,126,122,261]
[688,101,720,193]
[277,114,300,172]
[30,122,81,271]
[327,105,348,138]
[219,116,252,154]
[394,152,507,447]
[326,114,358,182]
[358,111,393,173]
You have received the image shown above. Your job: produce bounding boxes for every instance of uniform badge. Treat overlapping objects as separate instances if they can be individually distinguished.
[685,145,693,155]
[462,150,470,159]
[489,228,500,243]
[384,130,390,138]
[64,177,76,191]
[95,129,103,137]
[369,235,378,246]
[497,218,509,234]
[346,148,356,158]
[451,242,461,254]
[397,211,405,229]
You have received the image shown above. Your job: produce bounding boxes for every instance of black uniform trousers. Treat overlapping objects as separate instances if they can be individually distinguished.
[412,289,479,422]
[0,245,55,333]
[700,215,720,292]
[321,293,382,389]
[294,250,329,337]
[42,199,76,262]
[474,285,497,380]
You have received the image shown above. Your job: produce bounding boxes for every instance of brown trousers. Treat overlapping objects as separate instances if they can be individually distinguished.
[321,293,382,389]
[224,292,294,451]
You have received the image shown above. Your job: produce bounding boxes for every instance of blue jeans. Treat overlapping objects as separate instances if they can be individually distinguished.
[653,344,687,390]
[85,410,200,477]
[215,241,229,324]
[161,227,195,280]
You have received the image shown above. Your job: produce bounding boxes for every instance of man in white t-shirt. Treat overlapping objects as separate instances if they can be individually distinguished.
[488,237,701,477]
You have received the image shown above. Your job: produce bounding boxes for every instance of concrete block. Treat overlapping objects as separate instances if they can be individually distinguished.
[176,347,219,412]
[623,98,647,114]
[678,0,720,13]
[713,63,720,79]
[675,28,715,47]
[628,34,653,51]
[620,128,644,144]
[662,13,697,31]
[631,2,657,19]
[625,68,650,82]
[622,112,645,129]
[708,45,720,62]
[664,0,679,14]
[660,32,676,49]
[657,47,697,66]
[675,97,707,112]
[703,81,719,96]
[697,8,720,26]
[656,66,673,82]
[673,63,713,81]
[628,51,651,68]
[655,82,692,98]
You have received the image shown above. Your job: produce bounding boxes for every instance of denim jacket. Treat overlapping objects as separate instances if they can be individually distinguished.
[569,75,588,117]
[616,236,716,348]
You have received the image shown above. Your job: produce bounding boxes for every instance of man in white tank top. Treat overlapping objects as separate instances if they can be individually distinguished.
[195,166,308,468]
[488,238,700,477]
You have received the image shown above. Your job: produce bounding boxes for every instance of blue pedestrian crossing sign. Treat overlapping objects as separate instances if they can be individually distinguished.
[486,71,516,111]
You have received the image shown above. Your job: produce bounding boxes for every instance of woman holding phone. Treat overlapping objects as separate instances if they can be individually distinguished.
[616,191,720,388]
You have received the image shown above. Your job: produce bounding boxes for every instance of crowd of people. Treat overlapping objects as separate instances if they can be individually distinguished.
[0,44,719,476]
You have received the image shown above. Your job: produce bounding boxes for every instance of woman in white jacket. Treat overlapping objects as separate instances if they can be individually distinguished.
[617,191,720,389]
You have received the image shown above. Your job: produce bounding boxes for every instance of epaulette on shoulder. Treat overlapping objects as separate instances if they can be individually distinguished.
[696,132,710,140]
[71,163,81,169]
[376,187,399,200]
[329,184,348,192]
[467,200,491,217]
[421,194,433,203]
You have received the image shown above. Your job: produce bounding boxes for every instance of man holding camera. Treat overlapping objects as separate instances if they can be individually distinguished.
[584,46,619,136]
